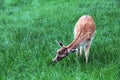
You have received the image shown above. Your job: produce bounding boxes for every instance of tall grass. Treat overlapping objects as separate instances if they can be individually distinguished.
[0,0,120,80]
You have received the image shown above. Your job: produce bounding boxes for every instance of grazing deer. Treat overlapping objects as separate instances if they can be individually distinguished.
[53,15,96,63]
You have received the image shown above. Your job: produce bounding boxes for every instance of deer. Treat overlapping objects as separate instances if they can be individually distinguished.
[53,15,96,63]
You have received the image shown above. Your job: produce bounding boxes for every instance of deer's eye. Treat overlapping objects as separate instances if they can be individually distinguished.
[63,48,67,52]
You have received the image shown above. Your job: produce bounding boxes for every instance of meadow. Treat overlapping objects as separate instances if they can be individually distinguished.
[0,0,120,80]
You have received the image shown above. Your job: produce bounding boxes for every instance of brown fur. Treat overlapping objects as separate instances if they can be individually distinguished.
[53,15,96,63]
[67,15,96,49]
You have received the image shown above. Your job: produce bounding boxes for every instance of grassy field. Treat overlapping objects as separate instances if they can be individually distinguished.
[0,0,120,80]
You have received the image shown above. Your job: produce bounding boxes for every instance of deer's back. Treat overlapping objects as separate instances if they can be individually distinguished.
[74,15,96,37]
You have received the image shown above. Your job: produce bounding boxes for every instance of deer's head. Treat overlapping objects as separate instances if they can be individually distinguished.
[52,40,75,63]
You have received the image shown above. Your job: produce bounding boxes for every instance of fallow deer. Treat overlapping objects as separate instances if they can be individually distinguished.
[53,15,96,63]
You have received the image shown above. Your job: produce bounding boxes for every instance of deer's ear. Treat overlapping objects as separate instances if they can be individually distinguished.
[55,40,64,47]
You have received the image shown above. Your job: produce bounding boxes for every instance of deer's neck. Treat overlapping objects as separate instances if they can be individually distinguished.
[66,33,84,50]
[66,31,91,51]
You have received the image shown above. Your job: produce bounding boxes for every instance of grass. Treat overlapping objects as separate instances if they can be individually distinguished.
[0,0,120,80]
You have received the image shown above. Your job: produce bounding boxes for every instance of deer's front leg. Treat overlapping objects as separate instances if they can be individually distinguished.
[76,47,79,58]
[84,42,91,63]
[80,46,83,56]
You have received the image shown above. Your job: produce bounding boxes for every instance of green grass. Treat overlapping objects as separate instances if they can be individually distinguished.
[0,0,120,80]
